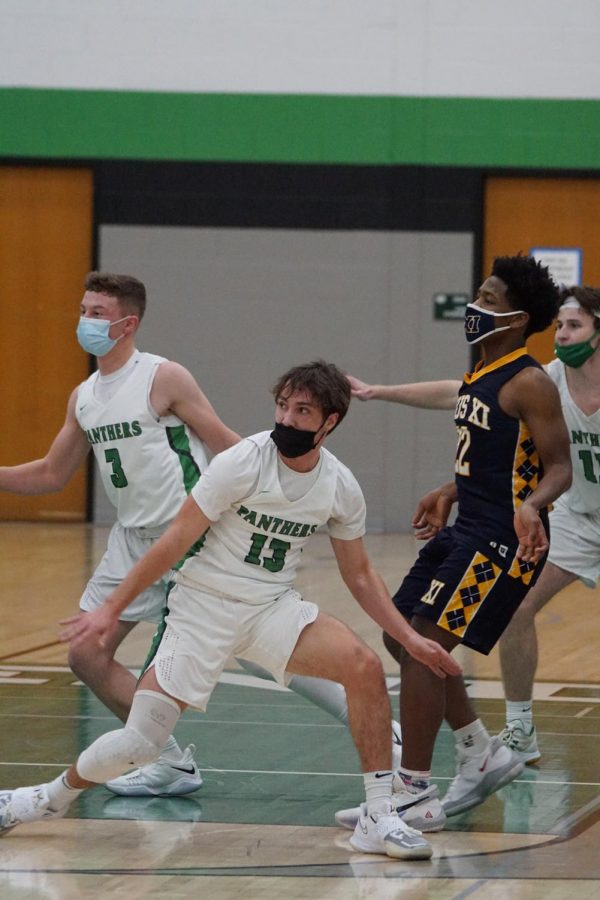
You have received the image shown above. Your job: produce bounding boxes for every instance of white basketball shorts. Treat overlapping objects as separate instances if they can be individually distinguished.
[79,521,172,623]
[149,584,319,710]
[548,496,600,588]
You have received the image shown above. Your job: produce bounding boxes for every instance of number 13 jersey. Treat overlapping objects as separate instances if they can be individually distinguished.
[175,431,366,604]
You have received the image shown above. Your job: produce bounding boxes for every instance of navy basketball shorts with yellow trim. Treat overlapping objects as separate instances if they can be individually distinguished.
[392,526,545,655]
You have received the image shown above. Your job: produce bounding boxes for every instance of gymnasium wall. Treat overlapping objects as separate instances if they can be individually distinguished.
[95,224,471,528]
[1,1,599,167]
[89,160,479,527]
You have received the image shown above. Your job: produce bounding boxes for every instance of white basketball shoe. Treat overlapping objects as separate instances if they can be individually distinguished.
[350,803,433,859]
[336,780,445,833]
[498,721,541,765]
[0,785,68,834]
[105,744,202,797]
[442,736,524,816]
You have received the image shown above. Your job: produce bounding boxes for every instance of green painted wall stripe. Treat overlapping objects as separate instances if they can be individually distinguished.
[1,88,599,169]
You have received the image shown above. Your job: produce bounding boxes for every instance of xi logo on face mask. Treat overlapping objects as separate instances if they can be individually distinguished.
[463,303,524,345]
[465,312,481,336]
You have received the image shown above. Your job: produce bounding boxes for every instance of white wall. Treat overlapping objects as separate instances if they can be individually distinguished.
[1,0,599,98]
[95,225,471,530]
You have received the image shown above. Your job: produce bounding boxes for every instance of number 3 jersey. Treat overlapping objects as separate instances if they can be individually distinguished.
[75,352,209,528]
[174,430,366,604]
[454,348,547,542]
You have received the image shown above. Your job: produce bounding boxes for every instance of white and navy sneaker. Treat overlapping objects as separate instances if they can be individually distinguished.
[350,803,433,859]
[105,744,202,797]
[336,781,445,833]
[391,719,403,771]
[442,736,524,816]
[498,721,541,765]
[0,785,68,834]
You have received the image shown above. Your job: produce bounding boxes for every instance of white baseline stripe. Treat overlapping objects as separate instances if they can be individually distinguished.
[0,761,597,788]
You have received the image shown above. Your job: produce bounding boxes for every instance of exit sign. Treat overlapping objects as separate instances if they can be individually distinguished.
[433,293,469,321]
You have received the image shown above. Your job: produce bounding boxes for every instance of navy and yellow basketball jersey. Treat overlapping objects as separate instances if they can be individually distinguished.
[454,348,546,541]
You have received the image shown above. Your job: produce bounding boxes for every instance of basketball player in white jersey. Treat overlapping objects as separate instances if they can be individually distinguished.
[498,285,600,761]
[0,361,460,860]
[0,274,401,799]
[346,284,600,764]
[0,272,239,795]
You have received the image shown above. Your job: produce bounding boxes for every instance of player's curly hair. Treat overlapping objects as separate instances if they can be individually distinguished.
[491,255,560,337]
[85,272,146,320]
[272,360,351,427]
[559,284,600,320]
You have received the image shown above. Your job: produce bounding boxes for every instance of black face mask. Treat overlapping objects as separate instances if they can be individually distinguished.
[270,422,320,458]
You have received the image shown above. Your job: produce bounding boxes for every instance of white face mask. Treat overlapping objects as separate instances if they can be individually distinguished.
[464,303,525,345]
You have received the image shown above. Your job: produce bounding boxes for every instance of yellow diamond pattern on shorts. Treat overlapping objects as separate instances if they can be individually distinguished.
[508,553,536,585]
[437,551,501,638]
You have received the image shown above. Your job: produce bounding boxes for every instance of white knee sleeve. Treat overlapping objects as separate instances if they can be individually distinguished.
[77,690,181,783]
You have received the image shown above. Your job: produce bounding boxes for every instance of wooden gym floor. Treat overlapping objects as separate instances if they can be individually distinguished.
[0,522,599,899]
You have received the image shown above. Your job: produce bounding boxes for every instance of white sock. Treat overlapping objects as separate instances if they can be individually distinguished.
[159,734,185,762]
[364,771,393,817]
[395,767,431,793]
[46,771,85,810]
[454,719,490,757]
[506,700,533,730]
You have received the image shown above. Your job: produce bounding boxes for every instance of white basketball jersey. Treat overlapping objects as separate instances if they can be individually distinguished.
[76,352,209,527]
[546,358,600,514]
[176,430,366,603]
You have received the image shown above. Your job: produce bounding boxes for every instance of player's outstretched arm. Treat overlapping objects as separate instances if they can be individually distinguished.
[0,388,90,494]
[152,361,240,455]
[60,495,212,648]
[347,374,461,409]
[331,536,461,678]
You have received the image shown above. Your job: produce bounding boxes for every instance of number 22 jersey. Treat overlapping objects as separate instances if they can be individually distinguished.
[454,348,547,543]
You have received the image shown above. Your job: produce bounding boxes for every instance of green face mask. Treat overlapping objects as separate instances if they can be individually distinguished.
[554,331,600,368]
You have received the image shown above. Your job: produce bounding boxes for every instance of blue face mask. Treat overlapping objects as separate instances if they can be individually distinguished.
[76,316,129,357]
[464,303,525,345]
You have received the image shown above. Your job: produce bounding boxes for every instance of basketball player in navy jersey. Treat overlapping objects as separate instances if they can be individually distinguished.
[336,255,571,831]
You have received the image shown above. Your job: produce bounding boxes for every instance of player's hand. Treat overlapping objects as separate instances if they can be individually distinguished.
[412,485,455,540]
[346,374,374,401]
[514,505,548,563]
[59,605,119,650]
[404,633,461,678]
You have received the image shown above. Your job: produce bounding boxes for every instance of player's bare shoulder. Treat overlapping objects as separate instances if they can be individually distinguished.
[154,359,194,385]
[150,360,201,414]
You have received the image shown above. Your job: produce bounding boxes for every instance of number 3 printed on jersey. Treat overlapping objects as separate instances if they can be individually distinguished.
[104,448,129,488]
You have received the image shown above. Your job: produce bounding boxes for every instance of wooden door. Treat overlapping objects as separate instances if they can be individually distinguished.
[0,167,92,520]
[484,177,600,362]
